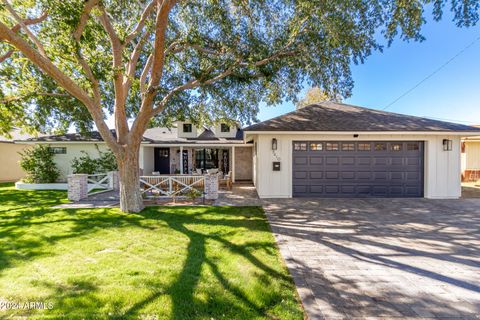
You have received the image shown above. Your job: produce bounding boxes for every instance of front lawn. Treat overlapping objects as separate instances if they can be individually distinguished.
[0,183,303,319]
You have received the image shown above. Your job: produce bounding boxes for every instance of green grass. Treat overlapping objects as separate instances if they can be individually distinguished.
[0,183,304,319]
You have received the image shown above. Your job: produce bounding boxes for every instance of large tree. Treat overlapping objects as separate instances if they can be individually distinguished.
[0,0,478,212]
[296,86,341,109]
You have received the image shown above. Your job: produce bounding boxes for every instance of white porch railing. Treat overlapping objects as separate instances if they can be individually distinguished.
[140,175,205,198]
[87,173,113,196]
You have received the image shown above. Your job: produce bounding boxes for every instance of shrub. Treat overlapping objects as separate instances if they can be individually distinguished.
[71,151,98,174]
[97,150,118,172]
[19,145,60,183]
[71,149,118,174]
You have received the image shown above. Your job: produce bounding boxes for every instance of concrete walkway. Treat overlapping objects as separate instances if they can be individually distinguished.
[53,190,119,209]
[263,198,480,319]
[214,182,261,206]
[55,183,261,208]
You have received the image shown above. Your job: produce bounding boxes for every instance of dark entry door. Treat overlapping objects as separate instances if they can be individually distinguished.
[292,141,424,198]
[154,148,170,174]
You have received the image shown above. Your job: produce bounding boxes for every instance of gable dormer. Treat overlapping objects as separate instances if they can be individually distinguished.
[213,121,238,138]
[176,121,202,138]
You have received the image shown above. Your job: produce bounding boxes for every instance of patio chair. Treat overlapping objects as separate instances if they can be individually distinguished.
[219,171,232,190]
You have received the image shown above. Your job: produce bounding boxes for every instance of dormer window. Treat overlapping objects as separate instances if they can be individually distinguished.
[183,123,192,133]
[220,123,230,133]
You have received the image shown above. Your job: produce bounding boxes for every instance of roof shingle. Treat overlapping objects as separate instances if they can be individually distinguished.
[244,102,480,132]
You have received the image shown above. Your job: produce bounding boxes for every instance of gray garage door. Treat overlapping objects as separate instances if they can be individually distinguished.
[292,141,424,197]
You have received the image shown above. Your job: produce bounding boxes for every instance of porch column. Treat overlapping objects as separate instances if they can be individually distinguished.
[180,146,184,174]
[232,146,236,183]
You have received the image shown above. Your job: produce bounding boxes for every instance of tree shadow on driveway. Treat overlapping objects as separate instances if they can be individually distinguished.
[263,198,480,319]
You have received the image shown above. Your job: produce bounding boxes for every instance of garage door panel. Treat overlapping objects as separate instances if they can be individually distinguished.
[357,171,372,180]
[391,158,404,165]
[294,157,308,165]
[390,172,404,180]
[372,186,388,196]
[341,157,355,165]
[292,141,424,198]
[309,157,324,165]
[325,185,340,193]
[310,185,323,193]
[357,186,372,194]
[374,172,388,180]
[294,171,307,179]
[293,185,308,193]
[309,171,323,179]
[326,157,339,165]
[357,157,371,165]
[326,171,339,179]
[341,185,355,194]
[406,157,420,165]
[374,157,389,165]
[389,186,404,196]
[342,171,355,179]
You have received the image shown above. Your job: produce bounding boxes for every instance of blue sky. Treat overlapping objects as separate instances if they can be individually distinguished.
[257,9,480,125]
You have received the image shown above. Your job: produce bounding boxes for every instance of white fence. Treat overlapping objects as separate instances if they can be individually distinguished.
[87,173,113,196]
[140,175,206,198]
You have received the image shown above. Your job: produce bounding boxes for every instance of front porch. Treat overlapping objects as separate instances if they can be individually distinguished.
[140,145,253,182]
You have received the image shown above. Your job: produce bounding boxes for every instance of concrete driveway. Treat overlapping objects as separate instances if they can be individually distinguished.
[263,198,480,319]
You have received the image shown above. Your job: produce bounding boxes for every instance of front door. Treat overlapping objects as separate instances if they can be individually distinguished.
[154,148,170,174]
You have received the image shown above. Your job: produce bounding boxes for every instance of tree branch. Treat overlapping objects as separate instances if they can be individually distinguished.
[72,0,101,104]
[150,49,298,116]
[124,0,156,44]
[140,54,153,94]
[124,30,151,96]
[2,0,47,56]
[73,0,99,41]
[1,92,70,103]
[11,11,48,33]
[0,21,119,152]
[97,4,129,141]
[130,0,176,140]
[0,11,48,63]
[0,49,14,63]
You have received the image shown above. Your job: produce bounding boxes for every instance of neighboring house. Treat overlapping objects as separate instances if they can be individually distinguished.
[0,128,38,182]
[461,134,480,181]
[17,102,480,199]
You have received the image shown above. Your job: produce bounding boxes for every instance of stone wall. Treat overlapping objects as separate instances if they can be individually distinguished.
[234,147,253,180]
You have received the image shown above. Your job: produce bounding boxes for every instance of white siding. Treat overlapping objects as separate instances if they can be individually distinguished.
[252,134,461,199]
[176,121,201,138]
[50,143,110,181]
[142,146,155,175]
[212,123,238,138]
[464,141,480,169]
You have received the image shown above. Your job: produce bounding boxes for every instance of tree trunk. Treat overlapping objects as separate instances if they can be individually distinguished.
[117,146,144,213]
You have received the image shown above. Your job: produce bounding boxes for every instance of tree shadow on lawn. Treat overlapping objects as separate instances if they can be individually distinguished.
[124,207,299,319]
[0,203,302,319]
[0,184,67,214]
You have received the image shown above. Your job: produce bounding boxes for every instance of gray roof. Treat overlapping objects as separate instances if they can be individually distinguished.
[244,102,480,132]
[23,127,245,144]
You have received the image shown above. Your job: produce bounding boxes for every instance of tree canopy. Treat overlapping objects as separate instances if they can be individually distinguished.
[296,86,341,109]
[2,0,479,136]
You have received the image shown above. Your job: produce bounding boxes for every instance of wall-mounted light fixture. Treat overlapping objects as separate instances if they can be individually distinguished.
[272,138,278,151]
[443,139,452,151]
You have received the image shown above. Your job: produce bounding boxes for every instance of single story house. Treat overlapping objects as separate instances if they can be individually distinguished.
[16,102,480,199]
[19,121,253,182]
[461,134,480,181]
[0,128,38,182]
